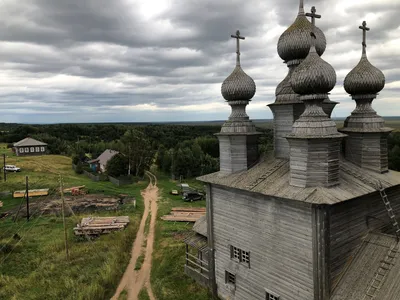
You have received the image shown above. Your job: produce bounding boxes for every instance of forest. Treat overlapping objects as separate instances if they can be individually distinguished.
[0,123,272,179]
[2,122,400,176]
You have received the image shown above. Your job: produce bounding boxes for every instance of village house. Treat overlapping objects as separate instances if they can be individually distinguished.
[186,1,400,300]
[13,137,48,156]
[88,149,119,173]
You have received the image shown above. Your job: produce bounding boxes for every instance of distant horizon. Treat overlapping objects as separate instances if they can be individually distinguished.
[2,116,400,126]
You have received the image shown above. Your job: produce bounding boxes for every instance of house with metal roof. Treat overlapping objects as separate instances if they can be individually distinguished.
[13,137,48,157]
[187,1,400,300]
[88,149,119,173]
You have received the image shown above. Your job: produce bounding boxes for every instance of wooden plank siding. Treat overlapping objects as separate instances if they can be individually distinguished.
[329,186,400,290]
[211,185,314,300]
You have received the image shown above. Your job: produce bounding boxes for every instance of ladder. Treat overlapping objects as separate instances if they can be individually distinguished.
[378,184,400,241]
[246,160,286,190]
[363,244,399,299]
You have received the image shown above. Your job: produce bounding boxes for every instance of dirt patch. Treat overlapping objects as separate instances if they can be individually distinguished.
[112,171,157,300]
[6,194,134,218]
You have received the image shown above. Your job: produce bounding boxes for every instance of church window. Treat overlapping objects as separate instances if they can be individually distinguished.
[265,290,280,300]
[230,245,250,267]
[241,250,250,264]
[225,271,236,286]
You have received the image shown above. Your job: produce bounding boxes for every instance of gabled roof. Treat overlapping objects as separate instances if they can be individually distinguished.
[88,149,119,166]
[331,232,400,300]
[14,137,47,147]
[197,155,400,205]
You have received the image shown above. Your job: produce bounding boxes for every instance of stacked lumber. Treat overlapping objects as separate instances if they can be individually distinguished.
[63,185,85,193]
[73,216,129,236]
[161,207,206,222]
[13,189,49,198]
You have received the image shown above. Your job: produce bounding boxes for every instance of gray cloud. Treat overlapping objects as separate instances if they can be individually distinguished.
[0,0,398,123]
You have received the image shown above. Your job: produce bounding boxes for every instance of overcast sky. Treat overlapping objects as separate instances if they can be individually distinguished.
[0,0,399,123]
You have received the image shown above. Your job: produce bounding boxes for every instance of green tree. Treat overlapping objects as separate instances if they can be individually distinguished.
[106,153,129,177]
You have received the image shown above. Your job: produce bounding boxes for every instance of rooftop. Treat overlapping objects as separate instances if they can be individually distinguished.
[14,137,47,147]
[198,155,400,205]
[331,232,400,300]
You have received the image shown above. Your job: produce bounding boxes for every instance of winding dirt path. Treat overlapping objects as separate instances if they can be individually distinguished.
[112,171,158,300]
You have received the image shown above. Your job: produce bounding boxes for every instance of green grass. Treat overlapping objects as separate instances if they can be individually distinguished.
[135,252,145,271]
[0,148,147,212]
[138,287,150,300]
[151,171,211,300]
[0,200,144,299]
[0,151,149,299]
[118,290,128,300]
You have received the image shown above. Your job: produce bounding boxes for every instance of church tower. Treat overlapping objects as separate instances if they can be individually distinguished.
[286,7,345,187]
[269,0,337,159]
[339,21,392,173]
[217,30,261,175]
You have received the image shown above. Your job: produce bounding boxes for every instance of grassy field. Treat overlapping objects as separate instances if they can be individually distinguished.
[0,144,147,207]
[0,197,146,299]
[0,146,151,299]
[150,171,211,300]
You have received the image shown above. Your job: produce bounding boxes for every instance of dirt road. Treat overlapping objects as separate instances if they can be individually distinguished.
[112,171,158,300]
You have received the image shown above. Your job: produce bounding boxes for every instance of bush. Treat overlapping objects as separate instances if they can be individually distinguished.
[106,154,129,177]
[75,162,83,174]
[72,155,80,165]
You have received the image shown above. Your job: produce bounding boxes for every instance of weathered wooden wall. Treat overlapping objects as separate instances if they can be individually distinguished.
[218,135,259,175]
[329,185,400,289]
[269,103,304,159]
[343,132,389,173]
[211,185,314,300]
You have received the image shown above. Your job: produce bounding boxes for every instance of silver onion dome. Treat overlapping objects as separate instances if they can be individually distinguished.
[277,0,326,62]
[221,30,256,101]
[291,35,336,95]
[344,21,385,96]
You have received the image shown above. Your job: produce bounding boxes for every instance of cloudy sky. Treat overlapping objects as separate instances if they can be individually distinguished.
[0,0,399,123]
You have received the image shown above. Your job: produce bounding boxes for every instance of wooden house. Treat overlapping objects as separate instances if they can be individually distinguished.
[187,2,400,300]
[13,137,48,156]
[88,149,118,173]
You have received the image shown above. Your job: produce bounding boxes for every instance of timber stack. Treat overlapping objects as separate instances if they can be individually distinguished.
[74,216,130,236]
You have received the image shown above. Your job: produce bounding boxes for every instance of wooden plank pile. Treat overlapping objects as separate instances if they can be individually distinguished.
[13,189,49,198]
[161,207,206,222]
[73,216,130,236]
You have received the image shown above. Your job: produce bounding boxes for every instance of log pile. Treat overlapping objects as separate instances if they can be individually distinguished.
[13,189,49,198]
[73,216,130,236]
[161,207,206,222]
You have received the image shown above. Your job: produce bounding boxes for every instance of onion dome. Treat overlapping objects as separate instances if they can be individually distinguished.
[221,30,256,101]
[291,34,336,95]
[277,0,326,62]
[344,21,385,96]
[221,66,256,101]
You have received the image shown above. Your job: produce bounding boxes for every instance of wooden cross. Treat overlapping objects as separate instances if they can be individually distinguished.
[359,21,370,49]
[231,30,245,66]
[306,6,321,27]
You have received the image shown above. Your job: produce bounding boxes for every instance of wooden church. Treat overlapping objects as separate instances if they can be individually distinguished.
[184,1,400,299]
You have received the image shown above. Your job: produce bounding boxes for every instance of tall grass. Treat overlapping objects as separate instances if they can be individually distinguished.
[0,197,144,299]
[150,172,211,300]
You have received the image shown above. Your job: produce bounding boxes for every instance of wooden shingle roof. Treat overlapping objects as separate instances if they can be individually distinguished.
[198,155,400,205]
[331,232,400,300]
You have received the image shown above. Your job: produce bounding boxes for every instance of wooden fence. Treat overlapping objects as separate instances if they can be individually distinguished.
[108,176,133,186]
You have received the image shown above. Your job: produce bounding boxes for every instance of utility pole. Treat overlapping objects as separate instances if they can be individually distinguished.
[59,175,69,261]
[3,154,6,182]
[26,176,29,221]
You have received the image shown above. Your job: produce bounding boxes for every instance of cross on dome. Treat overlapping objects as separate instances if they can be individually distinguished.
[231,30,245,66]
[306,6,321,36]
[359,21,370,54]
